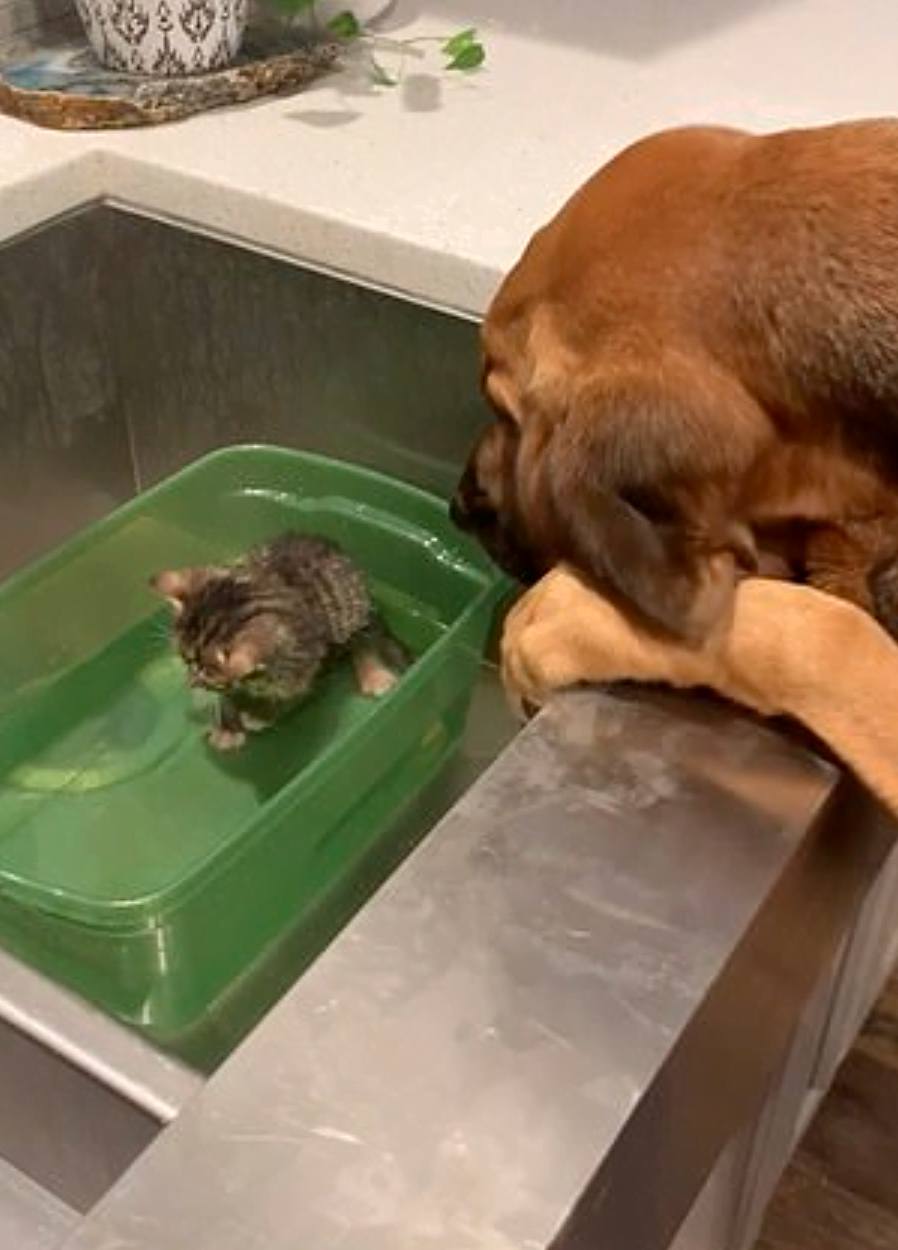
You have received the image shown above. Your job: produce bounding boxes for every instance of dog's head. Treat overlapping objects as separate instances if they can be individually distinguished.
[450,412,544,585]
[449,125,780,641]
[451,341,751,643]
[450,304,566,587]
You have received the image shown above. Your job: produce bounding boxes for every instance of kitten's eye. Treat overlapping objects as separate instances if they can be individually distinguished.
[213,647,228,669]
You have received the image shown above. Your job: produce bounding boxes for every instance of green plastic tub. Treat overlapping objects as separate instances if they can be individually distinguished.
[0,445,507,1051]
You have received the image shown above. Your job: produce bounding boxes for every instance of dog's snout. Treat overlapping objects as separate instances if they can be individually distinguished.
[451,460,488,533]
[449,491,471,531]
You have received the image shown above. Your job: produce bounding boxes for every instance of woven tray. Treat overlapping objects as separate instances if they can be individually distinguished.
[0,23,340,130]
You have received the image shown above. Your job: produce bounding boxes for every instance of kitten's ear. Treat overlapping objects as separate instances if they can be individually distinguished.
[221,641,261,680]
[150,565,228,612]
[149,569,198,615]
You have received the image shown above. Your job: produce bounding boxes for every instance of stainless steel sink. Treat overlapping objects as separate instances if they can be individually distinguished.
[0,207,518,1220]
[0,206,492,579]
[3,207,896,1250]
[0,947,200,1215]
[0,1156,77,1250]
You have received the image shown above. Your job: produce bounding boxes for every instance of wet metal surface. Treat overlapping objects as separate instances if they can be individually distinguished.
[0,205,488,580]
[0,1158,75,1250]
[65,689,863,1250]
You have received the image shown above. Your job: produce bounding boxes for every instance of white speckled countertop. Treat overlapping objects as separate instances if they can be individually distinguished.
[2,0,898,313]
[0,9,895,1248]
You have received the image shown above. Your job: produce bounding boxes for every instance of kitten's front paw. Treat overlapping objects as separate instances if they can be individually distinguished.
[208,725,247,752]
[361,667,399,698]
[353,650,400,698]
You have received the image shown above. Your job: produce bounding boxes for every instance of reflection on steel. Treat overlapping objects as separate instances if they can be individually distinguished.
[0,948,200,1211]
[66,690,890,1250]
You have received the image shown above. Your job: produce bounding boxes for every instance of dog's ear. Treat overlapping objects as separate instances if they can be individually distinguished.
[547,480,737,640]
[543,367,763,640]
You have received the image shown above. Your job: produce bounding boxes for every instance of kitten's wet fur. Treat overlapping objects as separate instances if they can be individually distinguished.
[151,532,408,751]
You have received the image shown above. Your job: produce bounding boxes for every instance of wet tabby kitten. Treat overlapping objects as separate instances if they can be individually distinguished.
[151,532,408,751]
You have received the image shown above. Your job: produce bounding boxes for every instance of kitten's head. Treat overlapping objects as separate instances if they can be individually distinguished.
[151,566,278,692]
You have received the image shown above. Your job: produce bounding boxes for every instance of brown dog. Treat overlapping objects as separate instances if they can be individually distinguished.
[451,120,898,643]
[501,568,898,817]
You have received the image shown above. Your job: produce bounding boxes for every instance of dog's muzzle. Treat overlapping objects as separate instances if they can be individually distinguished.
[449,491,472,532]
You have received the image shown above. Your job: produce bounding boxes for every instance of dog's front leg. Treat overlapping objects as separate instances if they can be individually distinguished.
[500,565,725,717]
[500,566,898,817]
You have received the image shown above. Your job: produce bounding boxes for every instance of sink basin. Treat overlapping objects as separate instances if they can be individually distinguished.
[0,206,491,580]
[0,1156,76,1249]
[4,205,894,1250]
[0,206,518,1210]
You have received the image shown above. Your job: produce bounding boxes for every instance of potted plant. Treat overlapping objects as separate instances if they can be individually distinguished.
[73,0,484,83]
[74,0,250,76]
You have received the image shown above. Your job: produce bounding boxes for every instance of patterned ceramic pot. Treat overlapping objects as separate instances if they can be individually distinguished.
[74,0,249,76]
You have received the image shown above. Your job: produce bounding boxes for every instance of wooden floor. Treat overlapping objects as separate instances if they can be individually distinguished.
[756,976,898,1250]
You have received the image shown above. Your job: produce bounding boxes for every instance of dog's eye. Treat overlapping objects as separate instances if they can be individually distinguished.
[467,486,496,514]
[472,505,500,528]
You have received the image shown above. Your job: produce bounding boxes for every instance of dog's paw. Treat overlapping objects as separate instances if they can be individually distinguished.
[500,565,720,716]
[501,634,563,719]
[500,569,604,717]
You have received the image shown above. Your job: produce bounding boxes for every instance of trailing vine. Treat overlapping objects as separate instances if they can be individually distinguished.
[271,0,486,87]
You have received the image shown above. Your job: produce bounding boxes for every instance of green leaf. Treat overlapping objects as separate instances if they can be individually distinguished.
[327,9,362,38]
[442,27,477,57]
[369,55,398,86]
[446,42,485,71]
